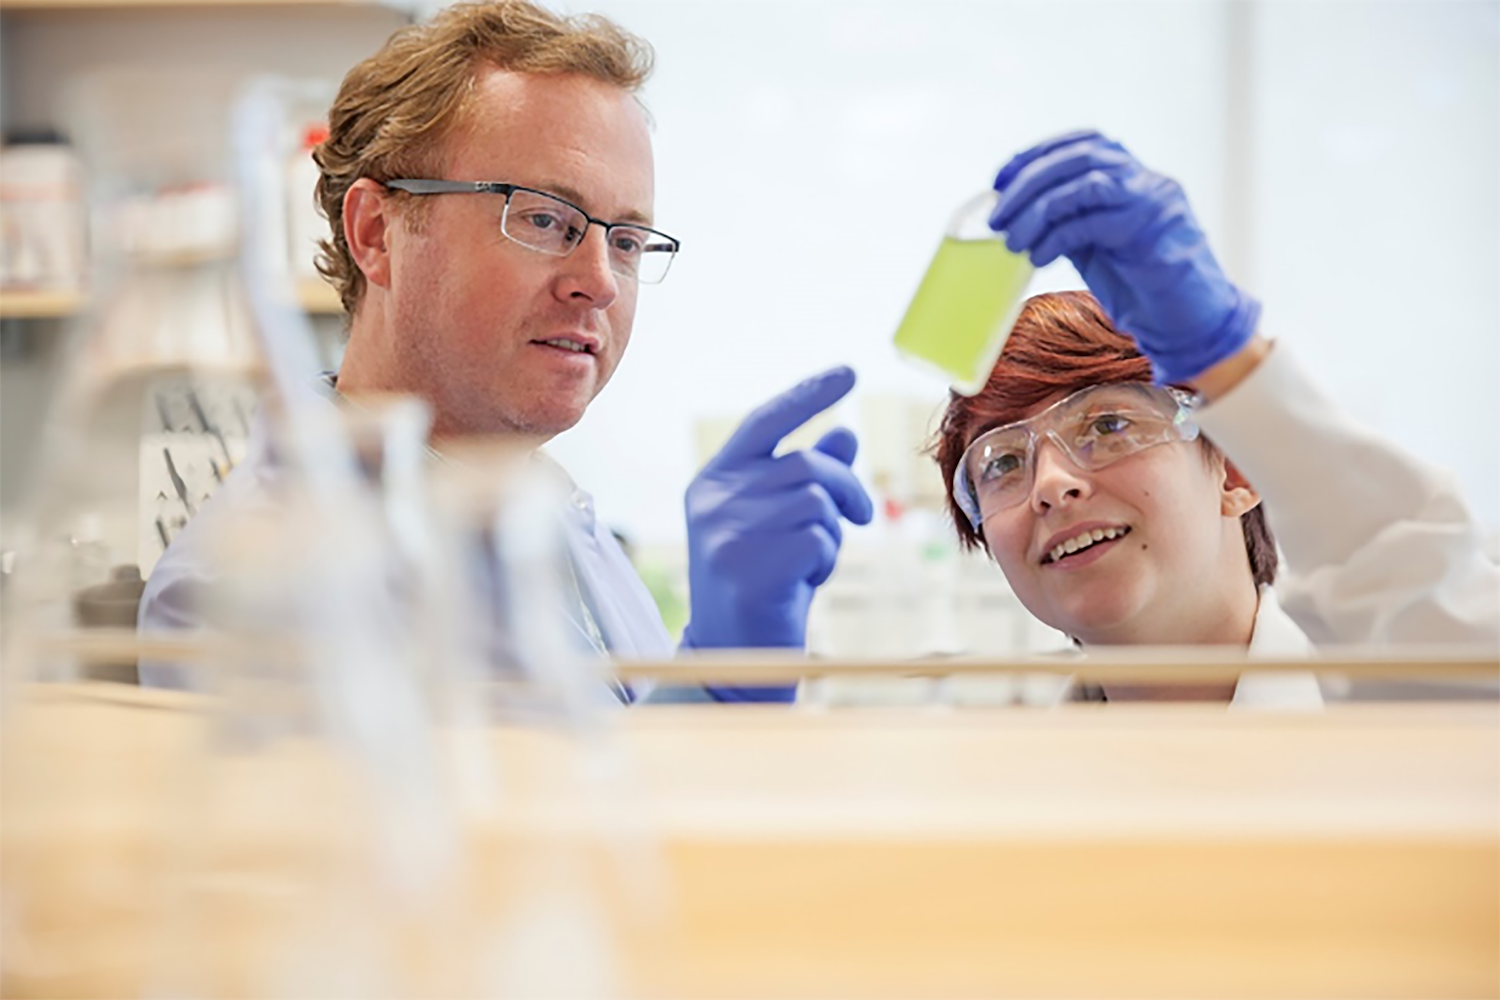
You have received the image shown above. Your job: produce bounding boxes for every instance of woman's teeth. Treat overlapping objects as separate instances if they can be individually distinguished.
[541,338,589,353]
[1048,526,1129,564]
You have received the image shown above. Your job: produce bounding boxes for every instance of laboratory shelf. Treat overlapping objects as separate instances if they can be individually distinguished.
[294,276,342,313]
[0,289,83,319]
[5,681,1497,998]
[0,278,343,319]
[0,0,384,10]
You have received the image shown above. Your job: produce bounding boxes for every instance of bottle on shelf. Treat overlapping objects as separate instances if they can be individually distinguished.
[0,128,87,294]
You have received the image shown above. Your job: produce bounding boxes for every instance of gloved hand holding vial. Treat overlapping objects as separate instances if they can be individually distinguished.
[893,130,1262,394]
[988,129,1260,386]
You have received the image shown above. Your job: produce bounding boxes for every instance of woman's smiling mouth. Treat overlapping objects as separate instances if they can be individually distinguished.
[1041,525,1132,565]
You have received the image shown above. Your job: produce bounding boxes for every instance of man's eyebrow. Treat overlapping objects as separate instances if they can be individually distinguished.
[544,181,654,227]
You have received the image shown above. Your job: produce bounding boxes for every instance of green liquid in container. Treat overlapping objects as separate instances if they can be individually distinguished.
[893,237,1033,395]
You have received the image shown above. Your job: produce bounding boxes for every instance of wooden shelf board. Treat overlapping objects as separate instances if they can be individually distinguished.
[1,0,379,10]
[0,280,343,318]
[295,276,343,314]
[0,288,84,318]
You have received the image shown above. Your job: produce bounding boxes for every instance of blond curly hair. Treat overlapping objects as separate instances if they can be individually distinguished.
[313,0,654,317]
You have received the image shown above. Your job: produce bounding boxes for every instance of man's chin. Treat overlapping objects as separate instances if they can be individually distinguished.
[431,402,588,443]
[512,400,591,440]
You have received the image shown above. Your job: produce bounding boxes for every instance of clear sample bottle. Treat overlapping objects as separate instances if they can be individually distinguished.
[893,189,1033,395]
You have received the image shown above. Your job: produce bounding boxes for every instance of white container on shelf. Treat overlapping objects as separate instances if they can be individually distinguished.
[0,136,87,290]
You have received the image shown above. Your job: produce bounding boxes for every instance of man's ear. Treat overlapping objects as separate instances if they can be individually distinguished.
[1220,458,1262,519]
[344,178,395,292]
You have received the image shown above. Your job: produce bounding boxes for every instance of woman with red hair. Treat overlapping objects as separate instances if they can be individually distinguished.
[938,291,1318,703]
[933,132,1497,702]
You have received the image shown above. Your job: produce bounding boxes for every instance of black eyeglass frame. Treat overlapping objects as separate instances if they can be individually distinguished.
[382,178,680,283]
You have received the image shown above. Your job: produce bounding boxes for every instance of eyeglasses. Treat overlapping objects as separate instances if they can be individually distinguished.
[953,382,1200,530]
[383,179,680,284]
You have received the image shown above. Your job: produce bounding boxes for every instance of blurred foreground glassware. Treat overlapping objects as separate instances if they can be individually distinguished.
[0,71,461,997]
[3,75,259,690]
[1,72,663,999]
[893,189,1034,395]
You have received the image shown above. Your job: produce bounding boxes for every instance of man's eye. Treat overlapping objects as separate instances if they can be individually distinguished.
[610,231,645,257]
[521,212,562,230]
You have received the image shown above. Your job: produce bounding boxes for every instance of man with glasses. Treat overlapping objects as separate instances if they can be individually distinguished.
[141,0,872,700]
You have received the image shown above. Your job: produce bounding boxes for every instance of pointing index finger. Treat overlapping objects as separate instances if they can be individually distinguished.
[715,366,857,465]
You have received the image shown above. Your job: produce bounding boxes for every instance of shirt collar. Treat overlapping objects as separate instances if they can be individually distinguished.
[322,370,598,527]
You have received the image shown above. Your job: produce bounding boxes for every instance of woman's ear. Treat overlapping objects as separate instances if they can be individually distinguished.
[344,178,395,291]
[1220,458,1262,518]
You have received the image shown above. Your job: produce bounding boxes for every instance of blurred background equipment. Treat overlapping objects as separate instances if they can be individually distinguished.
[0,0,407,516]
[0,129,87,296]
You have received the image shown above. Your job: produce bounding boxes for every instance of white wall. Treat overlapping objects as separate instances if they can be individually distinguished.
[1,5,409,125]
[529,0,1499,546]
[546,0,1234,542]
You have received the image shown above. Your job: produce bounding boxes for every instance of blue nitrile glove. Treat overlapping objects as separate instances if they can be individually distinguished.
[989,130,1260,385]
[681,366,874,701]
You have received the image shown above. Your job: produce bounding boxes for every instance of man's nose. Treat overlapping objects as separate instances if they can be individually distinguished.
[1028,437,1091,513]
[555,223,620,308]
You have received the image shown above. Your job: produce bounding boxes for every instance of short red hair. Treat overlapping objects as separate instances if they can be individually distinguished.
[933,291,1278,587]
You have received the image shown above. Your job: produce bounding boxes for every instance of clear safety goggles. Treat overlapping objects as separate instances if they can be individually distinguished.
[953,382,1200,530]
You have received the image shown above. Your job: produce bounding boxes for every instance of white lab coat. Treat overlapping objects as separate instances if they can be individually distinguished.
[1064,341,1496,710]
[1049,587,1321,709]
[1232,585,1322,709]
[1194,341,1499,649]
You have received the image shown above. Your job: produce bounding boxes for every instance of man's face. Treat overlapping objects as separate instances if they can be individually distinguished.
[383,68,655,441]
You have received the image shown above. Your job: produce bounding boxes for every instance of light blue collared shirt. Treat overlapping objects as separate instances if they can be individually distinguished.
[138,381,788,703]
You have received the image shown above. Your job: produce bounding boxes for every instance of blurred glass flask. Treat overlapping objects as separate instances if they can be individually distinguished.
[0,67,647,999]
[2,70,275,687]
[0,70,479,998]
[893,190,1033,395]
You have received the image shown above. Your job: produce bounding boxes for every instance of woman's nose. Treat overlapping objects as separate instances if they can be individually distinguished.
[1028,438,1091,513]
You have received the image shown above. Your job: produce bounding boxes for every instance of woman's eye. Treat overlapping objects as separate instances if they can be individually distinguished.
[1090,413,1131,436]
[981,452,1024,481]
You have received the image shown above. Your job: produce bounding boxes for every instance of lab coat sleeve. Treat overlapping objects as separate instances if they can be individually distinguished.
[1194,342,1498,647]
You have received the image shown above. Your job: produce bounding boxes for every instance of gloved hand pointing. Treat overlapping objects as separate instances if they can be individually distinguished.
[682,366,874,654]
[989,130,1260,385]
